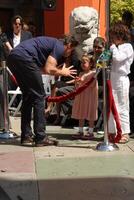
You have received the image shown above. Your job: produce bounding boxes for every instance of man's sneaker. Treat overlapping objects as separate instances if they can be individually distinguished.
[35,136,58,147]
[21,136,34,146]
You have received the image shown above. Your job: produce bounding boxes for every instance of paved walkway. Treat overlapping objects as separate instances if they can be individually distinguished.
[0,116,134,200]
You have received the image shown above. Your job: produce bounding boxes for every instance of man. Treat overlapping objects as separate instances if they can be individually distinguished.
[122,10,134,33]
[7,35,78,147]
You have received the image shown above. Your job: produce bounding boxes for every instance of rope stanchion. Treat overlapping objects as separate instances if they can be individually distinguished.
[96,67,119,151]
[0,61,17,139]
[107,80,122,143]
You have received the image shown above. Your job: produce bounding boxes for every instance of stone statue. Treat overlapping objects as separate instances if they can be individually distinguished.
[70,6,99,59]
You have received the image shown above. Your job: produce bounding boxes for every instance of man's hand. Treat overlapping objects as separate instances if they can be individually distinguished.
[61,64,77,78]
[43,56,77,78]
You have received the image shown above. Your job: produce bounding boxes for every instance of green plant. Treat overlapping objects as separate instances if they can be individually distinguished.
[110,0,134,25]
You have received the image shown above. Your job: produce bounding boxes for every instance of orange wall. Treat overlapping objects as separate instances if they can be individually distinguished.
[92,0,107,38]
[43,0,64,37]
[43,0,106,38]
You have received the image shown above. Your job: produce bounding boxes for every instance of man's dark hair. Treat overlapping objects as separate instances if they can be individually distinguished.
[62,34,79,47]
[122,11,133,22]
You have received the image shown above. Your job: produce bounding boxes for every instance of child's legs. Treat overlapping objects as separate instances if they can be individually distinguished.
[88,120,95,134]
[79,119,85,127]
[78,119,85,133]
[89,120,95,128]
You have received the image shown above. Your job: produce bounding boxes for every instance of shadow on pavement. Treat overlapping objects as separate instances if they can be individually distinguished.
[0,138,21,146]
[0,186,11,200]
[0,177,134,200]
[0,133,104,148]
[47,133,104,141]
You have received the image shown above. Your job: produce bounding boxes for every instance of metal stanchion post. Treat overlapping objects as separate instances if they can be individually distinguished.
[0,61,14,138]
[2,61,9,131]
[96,66,119,151]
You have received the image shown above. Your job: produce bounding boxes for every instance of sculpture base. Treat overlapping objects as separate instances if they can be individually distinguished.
[96,142,119,151]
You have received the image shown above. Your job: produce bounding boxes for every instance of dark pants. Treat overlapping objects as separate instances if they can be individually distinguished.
[7,54,46,142]
[130,87,134,133]
[56,85,74,115]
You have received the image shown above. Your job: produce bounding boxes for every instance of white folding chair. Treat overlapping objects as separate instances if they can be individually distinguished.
[42,74,54,96]
[8,87,22,117]
[8,75,54,117]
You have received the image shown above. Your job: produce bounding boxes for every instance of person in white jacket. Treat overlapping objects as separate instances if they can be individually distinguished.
[108,21,134,143]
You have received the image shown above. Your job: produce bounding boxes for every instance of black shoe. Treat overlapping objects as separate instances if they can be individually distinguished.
[21,135,34,146]
[35,136,58,147]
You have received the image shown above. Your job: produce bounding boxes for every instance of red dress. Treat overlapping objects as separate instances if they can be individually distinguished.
[72,70,98,121]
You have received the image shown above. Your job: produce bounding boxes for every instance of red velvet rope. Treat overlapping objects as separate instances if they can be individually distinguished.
[47,76,95,102]
[10,75,18,86]
[7,67,18,86]
[107,80,122,143]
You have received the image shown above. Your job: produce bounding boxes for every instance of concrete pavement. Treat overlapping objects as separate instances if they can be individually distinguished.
[0,116,134,200]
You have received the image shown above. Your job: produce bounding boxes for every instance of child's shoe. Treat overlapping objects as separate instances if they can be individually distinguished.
[72,132,84,139]
[81,132,94,140]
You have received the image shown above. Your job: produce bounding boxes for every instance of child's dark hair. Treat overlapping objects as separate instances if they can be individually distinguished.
[109,21,130,42]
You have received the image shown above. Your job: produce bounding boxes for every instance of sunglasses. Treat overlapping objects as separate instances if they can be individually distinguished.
[93,45,103,49]
[14,23,22,26]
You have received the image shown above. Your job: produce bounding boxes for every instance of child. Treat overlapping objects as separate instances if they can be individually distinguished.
[108,21,134,143]
[72,54,98,139]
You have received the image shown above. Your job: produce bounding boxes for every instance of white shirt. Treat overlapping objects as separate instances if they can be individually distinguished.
[110,43,134,76]
[13,33,21,48]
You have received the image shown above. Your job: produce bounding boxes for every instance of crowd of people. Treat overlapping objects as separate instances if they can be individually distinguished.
[0,11,134,147]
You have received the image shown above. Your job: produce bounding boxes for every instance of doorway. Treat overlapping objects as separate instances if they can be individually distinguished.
[0,8,13,32]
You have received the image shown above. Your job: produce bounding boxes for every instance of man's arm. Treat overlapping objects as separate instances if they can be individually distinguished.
[42,55,77,78]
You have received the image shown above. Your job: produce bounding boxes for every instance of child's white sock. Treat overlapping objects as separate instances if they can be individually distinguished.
[79,127,83,133]
[88,127,93,134]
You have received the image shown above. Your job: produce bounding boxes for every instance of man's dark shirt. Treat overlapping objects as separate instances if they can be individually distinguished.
[9,36,64,68]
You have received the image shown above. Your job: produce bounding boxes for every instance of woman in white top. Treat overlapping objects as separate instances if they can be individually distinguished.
[108,21,134,143]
